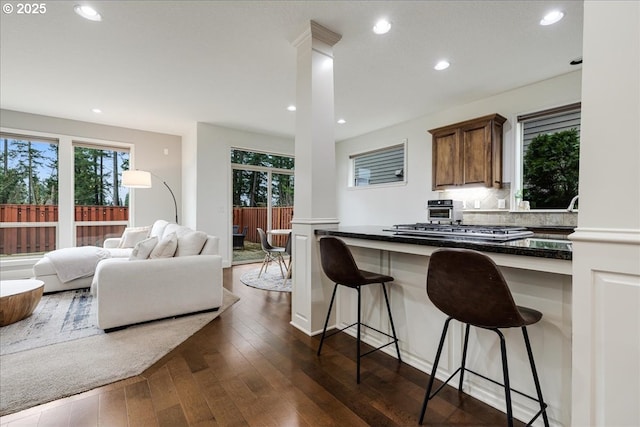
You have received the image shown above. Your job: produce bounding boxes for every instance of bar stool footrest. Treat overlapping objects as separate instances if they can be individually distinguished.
[426,366,548,426]
[320,322,400,360]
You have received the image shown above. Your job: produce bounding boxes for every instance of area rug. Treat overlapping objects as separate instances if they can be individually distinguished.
[0,288,239,416]
[1,289,98,356]
[240,264,291,292]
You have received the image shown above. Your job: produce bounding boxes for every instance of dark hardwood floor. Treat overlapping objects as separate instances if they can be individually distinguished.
[1,264,524,426]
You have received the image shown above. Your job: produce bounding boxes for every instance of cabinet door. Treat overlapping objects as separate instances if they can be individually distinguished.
[429,113,505,190]
[460,121,491,186]
[432,129,460,189]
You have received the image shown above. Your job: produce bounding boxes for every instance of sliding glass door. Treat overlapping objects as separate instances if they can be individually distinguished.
[231,149,294,263]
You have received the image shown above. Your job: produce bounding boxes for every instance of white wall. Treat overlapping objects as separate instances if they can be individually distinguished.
[190,123,294,266]
[181,123,199,229]
[0,109,182,228]
[335,70,582,226]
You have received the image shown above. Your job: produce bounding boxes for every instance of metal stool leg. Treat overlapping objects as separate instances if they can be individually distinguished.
[496,329,514,427]
[317,283,339,356]
[458,323,471,391]
[381,282,402,362]
[356,285,362,383]
[522,326,550,427]
[419,317,452,424]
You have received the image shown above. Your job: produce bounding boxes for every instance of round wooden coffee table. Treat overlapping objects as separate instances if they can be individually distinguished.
[0,279,45,327]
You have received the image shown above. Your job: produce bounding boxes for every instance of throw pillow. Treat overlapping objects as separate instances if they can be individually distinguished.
[149,220,170,239]
[150,232,178,258]
[129,236,158,260]
[118,226,151,248]
[200,236,218,255]
[175,229,208,257]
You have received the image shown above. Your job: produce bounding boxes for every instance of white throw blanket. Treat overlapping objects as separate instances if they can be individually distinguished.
[45,246,111,283]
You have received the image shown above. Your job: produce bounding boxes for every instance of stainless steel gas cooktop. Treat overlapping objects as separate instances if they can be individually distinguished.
[384,223,534,242]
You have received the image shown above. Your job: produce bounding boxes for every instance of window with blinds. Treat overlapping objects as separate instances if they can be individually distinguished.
[517,102,581,209]
[519,102,581,156]
[350,143,405,187]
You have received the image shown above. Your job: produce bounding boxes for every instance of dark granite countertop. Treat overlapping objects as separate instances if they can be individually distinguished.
[315,226,572,260]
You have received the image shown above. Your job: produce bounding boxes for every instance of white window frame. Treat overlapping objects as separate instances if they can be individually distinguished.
[1,127,135,253]
[513,102,581,211]
[348,139,407,189]
[72,141,132,246]
[1,132,60,260]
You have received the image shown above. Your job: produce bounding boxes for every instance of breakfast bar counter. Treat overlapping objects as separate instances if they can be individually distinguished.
[316,225,572,274]
[313,225,572,426]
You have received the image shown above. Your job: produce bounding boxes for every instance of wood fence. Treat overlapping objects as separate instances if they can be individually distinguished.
[1,204,128,255]
[2,204,293,255]
[233,206,293,247]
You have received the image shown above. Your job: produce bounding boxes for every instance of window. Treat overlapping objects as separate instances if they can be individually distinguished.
[73,143,130,247]
[350,143,406,187]
[1,134,59,256]
[517,103,580,209]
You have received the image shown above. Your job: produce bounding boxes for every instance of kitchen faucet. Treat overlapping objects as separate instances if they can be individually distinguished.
[567,195,579,212]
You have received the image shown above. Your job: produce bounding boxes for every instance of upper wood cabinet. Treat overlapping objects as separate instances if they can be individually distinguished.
[429,113,507,190]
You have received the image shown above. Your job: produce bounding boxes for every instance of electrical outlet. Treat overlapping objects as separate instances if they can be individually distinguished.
[474,200,481,209]
[498,199,506,209]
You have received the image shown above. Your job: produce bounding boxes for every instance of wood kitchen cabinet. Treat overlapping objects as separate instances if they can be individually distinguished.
[429,113,507,190]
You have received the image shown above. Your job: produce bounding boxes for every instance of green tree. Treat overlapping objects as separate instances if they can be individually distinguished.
[0,138,56,204]
[8,139,48,203]
[523,129,579,209]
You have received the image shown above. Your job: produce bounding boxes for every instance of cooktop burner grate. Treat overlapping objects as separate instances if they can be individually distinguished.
[384,223,534,242]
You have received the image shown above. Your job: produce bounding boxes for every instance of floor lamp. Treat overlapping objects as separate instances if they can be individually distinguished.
[122,170,178,224]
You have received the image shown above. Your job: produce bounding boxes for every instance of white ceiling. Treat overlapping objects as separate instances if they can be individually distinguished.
[0,1,583,141]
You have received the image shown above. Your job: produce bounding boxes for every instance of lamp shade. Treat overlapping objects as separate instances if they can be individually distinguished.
[122,170,152,188]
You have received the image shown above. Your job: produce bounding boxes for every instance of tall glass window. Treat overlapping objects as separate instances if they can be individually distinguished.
[1,134,59,256]
[73,143,130,247]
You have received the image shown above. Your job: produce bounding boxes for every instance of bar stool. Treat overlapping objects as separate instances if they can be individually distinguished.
[419,248,549,427]
[317,237,402,383]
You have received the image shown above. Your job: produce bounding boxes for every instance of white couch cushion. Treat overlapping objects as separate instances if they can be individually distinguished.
[118,226,151,248]
[150,232,178,258]
[162,223,183,239]
[129,236,158,260]
[200,236,219,255]
[106,248,134,258]
[175,230,208,257]
[150,220,170,239]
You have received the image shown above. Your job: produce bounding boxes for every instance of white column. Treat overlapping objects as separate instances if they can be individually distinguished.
[571,2,640,426]
[290,21,341,335]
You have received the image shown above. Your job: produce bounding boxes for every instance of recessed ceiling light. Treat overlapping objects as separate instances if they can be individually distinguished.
[74,4,102,21]
[373,19,391,35]
[337,119,346,124]
[540,10,564,26]
[434,60,450,71]
[287,105,296,112]
[91,108,102,113]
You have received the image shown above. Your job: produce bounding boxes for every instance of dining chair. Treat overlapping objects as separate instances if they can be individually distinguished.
[257,228,286,278]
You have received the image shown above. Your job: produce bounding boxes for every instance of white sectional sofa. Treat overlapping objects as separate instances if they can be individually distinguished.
[33,220,224,331]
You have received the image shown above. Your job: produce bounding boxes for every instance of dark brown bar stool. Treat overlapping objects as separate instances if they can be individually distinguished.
[317,236,402,383]
[419,248,549,427]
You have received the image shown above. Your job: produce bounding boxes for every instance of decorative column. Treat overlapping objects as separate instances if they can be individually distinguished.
[290,21,341,335]
[571,2,640,426]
